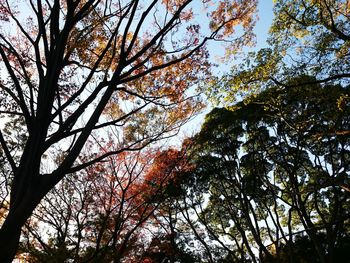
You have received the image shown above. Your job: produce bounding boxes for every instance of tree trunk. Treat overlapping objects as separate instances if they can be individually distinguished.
[0,203,34,262]
[0,177,49,262]
[0,218,22,263]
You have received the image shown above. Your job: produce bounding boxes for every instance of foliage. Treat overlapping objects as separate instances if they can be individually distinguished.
[172,80,350,262]
[209,0,350,105]
[0,0,257,261]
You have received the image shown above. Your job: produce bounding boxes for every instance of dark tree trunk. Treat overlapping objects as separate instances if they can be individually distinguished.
[0,218,22,263]
[0,191,43,263]
[0,169,52,262]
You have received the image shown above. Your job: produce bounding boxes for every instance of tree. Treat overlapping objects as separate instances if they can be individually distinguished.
[172,80,350,262]
[18,147,178,262]
[18,142,195,262]
[0,0,257,261]
[141,142,198,263]
[209,0,350,105]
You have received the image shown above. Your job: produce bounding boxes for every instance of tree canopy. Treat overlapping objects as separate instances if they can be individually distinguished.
[163,80,350,262]
[0,0,257,261]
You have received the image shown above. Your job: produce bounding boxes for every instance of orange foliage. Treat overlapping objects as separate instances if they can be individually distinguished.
[129,142,193,204]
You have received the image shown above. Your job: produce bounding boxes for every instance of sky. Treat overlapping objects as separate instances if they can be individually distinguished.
[227,1,275,62]
[255,0,274,48]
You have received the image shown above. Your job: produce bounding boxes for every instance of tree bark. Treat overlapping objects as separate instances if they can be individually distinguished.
[0,190,43,263]
[0,219,22,263]
[0,166,51,262]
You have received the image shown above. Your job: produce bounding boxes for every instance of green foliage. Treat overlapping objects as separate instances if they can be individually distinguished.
[178,81,350,262]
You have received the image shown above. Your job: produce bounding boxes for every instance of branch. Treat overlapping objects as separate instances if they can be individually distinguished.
[125,0,158,55]
[0,129,17,173]
[0,110,24,116]
[322,0,350,42]
[120,0,139,55]
[270,73,350,88]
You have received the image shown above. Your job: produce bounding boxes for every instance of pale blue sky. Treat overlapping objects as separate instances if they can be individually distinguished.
[255,0,274,48]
